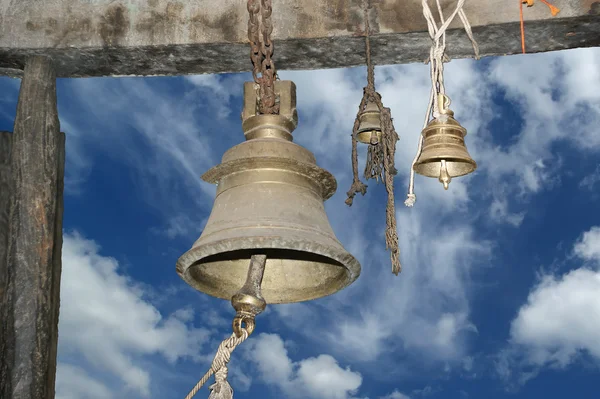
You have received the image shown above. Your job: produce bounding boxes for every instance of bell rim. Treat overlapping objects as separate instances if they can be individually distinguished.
[356,129,382,144]
[413,157,478,178]
[201,156,338,200]
[176,236,362,304]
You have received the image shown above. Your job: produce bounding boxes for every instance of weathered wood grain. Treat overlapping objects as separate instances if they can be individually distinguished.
[0,135,15,399]
[0,0,598,77]
[0,56,65,399]
[0,132,12,386]
[0,132,11,301]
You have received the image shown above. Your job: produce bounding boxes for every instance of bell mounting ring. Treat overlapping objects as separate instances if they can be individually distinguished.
[437,94,454,116]
[241,81,298,141]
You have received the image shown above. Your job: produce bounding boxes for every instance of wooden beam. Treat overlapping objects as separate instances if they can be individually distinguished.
[0,0,598,78]
[0,57,65,399]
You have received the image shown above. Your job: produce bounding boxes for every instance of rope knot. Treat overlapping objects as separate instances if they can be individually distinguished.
[214,367,229,383]
[432,46,445,61]
[345,180,368,206]
[184,329,250,399]
[208,368,233,399]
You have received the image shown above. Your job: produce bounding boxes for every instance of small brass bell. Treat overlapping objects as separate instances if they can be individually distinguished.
[413,95,477,190]
[176,81,361,304]
[357,100,382,145]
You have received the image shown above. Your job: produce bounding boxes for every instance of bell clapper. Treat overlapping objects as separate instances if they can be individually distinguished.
[231,254,268,338]
[182,255,268,399]
[438,159,452,190]
[369,130,379,145]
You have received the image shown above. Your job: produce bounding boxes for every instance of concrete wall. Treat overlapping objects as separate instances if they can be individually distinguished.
[0,0,598,77]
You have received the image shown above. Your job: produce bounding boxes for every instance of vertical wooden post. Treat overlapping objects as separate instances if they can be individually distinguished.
[0,57,65,399]
[0,132,12,374]
[0,132,11,283]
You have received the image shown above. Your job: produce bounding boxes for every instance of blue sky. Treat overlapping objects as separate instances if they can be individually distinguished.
[1,47,600,399]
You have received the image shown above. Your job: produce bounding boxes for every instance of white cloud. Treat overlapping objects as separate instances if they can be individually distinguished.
[573,226,600,263]
[489,198,525,227]
[245,333,362,399]
[579,164,600,191]
[185,73,246,119]
[502,225,600,383]
[57,116,92,196]
[150,214,208,240]
[58,232,211,397]
[298,355,362,399]
[478,49,600,196]
[510,267,600,367]
[380,391,411,399]
[312,211,489,368]
[57,77,225,237]
[410,385,440,397]
[55,363,113,399]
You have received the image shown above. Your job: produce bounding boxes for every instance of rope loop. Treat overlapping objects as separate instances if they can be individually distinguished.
[233,314,255,338]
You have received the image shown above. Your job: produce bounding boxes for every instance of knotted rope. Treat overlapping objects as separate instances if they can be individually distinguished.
[404,0,479,207]
[346,2,402,275]
[184,329,250,399]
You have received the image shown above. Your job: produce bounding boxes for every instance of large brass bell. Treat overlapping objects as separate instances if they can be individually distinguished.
[413,94,477,190]
[176,81,361,304]
[356,99,382,145]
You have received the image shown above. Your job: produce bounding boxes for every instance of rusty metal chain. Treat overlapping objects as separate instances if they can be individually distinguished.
[247,0,262,85]
[259,0,279,114]
[247,0,279,115]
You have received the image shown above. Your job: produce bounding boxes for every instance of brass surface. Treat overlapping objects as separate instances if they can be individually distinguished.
[177,81,361,304]
[413,95,477,189]
[356,100,382,145]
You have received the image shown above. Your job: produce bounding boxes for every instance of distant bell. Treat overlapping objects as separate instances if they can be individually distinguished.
[356,100,382,145]
[176,81,361,304]
[413,95,477,190]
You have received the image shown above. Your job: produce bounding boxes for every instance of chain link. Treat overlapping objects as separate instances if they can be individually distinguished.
[259,0,278,114]
[247,0,279,115]
[247,0,262,85]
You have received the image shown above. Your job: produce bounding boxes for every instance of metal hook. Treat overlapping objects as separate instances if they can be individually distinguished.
[232,314,256,337]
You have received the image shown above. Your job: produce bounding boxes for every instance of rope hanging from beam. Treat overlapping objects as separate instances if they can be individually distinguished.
[404,0,480,207]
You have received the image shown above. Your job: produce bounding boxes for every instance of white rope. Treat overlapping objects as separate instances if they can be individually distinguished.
[184,329,249,399]
[404,0,479,207]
